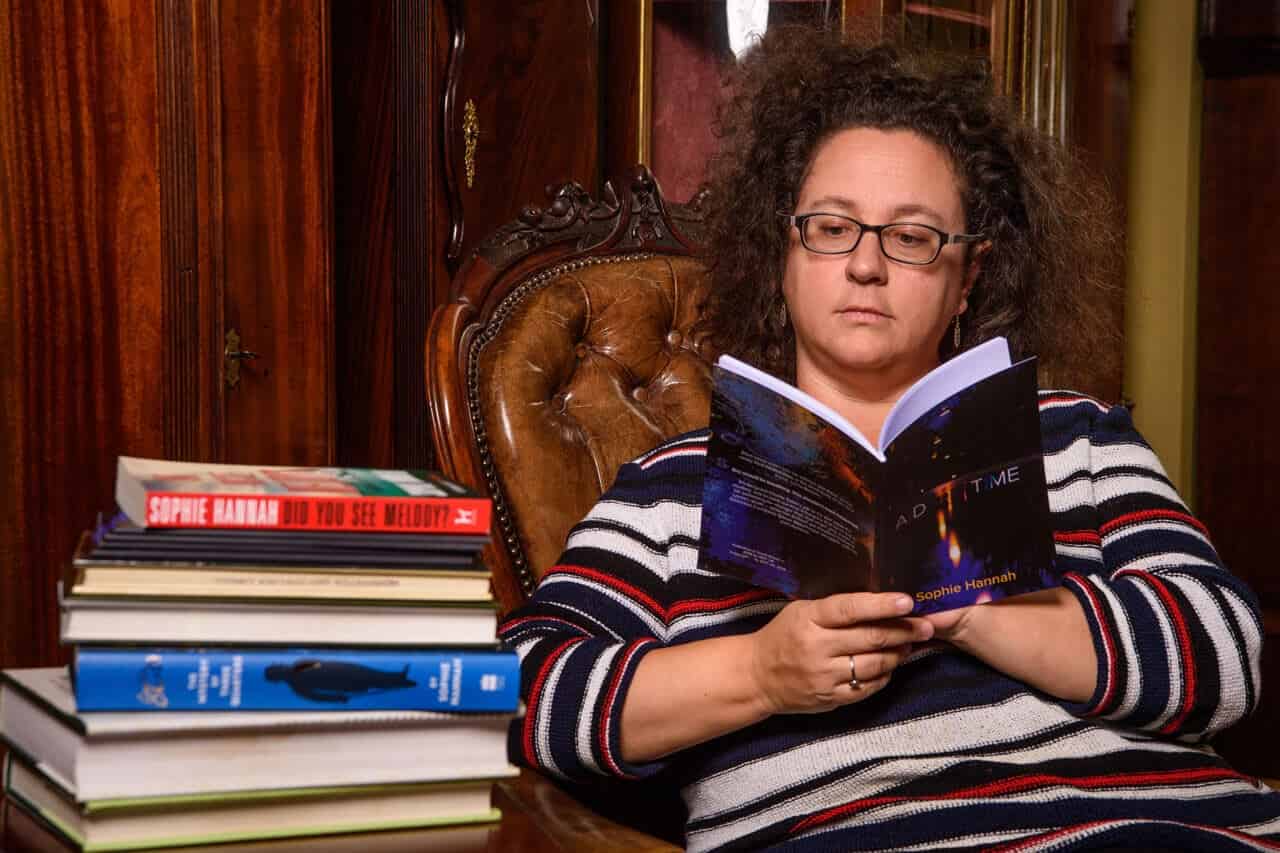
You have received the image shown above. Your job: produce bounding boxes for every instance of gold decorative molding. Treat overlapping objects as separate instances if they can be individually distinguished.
[992,0,1070,141]
[463,98,478,189]
[636,0,653,165]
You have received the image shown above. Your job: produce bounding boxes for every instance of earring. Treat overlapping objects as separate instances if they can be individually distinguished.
[953,315,962,350]
[779,301,788,328]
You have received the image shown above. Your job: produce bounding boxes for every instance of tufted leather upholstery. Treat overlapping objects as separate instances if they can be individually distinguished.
[427,167,716,615]
[478,254,713,585]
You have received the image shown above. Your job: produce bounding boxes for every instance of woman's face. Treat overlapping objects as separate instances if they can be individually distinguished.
[782,127,978,398]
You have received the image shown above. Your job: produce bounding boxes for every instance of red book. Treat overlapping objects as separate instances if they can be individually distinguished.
[115,456,491,534]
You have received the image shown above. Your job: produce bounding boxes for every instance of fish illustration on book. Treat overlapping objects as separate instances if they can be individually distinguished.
[263,660,417,703]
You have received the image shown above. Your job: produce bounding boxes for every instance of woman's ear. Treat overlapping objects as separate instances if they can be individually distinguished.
[960,240,992,312]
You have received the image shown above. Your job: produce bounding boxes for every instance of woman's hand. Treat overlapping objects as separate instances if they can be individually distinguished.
[919,588,1097,702]
[749,592,935,715]
[921,603,976,640]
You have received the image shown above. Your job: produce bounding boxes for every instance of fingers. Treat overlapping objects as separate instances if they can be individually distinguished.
[844,644,913,686]
[810,592,915,628]
[828,643,914,706]
[826,616,933,658]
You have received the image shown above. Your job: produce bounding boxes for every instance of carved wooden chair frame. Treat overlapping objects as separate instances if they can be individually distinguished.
[427,165,710,615]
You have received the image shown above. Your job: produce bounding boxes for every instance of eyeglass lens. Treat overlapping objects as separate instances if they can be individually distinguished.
[800,214,942,263]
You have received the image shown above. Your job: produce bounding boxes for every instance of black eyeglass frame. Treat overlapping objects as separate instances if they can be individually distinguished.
[779,211,985,266]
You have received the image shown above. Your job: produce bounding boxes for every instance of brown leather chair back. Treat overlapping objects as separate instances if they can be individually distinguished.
[427,168,717,614]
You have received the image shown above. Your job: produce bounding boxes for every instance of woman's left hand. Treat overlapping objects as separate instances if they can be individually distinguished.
[921,605,975,641]
[916,588,1097,702]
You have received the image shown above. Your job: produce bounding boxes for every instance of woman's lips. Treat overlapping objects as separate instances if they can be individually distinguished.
[837,307,889,320]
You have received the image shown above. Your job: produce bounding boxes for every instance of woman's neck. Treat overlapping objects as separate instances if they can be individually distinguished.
[796,362,933,448]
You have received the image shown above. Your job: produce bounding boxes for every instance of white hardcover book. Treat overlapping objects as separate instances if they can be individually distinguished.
[0,668,518,801]
[59,589,498,647]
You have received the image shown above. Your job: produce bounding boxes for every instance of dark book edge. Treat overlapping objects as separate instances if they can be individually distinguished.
[0,673,85,736]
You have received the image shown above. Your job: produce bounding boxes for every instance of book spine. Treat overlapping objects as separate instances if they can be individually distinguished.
[141,493,491,534]
[73,647,519,712]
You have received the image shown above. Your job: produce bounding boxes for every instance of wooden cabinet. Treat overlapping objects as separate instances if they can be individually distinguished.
[1194,0,1280,778]
[0,0,610,670]
[0,0,334,668]
[332,0,603,470]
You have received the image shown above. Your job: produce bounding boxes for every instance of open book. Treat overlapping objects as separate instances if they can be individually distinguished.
[698,337,1057,614]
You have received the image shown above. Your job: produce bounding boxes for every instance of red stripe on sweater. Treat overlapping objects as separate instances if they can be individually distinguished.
[1038,393,1108,411]
[791,766,1247,834]
[1062,572,1118,715]
[1117,569,1199,735]
[638,443,706,469]
[1054,530,1101,546]
[544,565,781,622]
[498,614,587,636]
[597,639,653,778]
[544,564,667,621]
[667,588,780,619]
[521,638,581,768]
[1101,508,1210,538]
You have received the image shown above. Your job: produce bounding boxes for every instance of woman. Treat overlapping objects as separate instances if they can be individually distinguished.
[500,27,1280,851]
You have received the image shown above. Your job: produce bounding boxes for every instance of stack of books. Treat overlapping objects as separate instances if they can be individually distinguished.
[0,457,519,851]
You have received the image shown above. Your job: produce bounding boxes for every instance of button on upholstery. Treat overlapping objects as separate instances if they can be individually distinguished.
[632,386,648,403]
[666,330,682,347]
[574,343,589,359]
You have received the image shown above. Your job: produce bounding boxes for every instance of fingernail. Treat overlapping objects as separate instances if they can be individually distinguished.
[896,595,913,613]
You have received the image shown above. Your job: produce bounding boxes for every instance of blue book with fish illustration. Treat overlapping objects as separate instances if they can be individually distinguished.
[699,337,1057,614]
[72,647,519,712]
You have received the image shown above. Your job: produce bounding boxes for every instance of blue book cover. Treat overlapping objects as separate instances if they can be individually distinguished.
[72,647,520,712]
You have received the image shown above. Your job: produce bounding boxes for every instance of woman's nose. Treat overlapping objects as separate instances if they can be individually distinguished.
[845,233,888,285]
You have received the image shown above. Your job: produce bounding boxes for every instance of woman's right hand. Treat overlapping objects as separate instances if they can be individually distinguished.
[749,592,934,715]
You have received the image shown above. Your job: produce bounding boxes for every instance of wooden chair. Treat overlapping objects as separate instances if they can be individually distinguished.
[426,166,716,849]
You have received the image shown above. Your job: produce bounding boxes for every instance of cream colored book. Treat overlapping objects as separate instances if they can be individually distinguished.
[4,752,512,852]
[59,592,499,647]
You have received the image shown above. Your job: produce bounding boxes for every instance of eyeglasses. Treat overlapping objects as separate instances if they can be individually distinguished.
[779,212,984,265]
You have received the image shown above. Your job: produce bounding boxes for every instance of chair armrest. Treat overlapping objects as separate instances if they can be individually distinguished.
[492,769,682,853]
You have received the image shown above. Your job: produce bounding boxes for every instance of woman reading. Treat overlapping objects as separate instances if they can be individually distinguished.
[500,25,1280,852]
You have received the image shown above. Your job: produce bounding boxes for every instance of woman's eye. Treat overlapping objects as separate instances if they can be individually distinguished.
[820,225,849,237]
[889,227,933,247]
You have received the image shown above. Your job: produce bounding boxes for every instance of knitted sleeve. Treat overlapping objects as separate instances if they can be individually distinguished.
[1045,396,1263,741]
[497,438,705,781]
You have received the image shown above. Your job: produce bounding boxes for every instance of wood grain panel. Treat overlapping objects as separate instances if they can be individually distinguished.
[157,0,225,463]
[395,0,450,468]
[1196,71,1280,776]
[445,0,601,267]
[1197,74,1280,613]
[218,0,334,466]
[0,1,165,669]
[1063,0,1130,404]
[332,0,397,467]
[602,1,646,182]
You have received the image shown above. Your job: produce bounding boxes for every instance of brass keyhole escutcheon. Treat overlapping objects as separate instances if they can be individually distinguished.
[224,329,259,389]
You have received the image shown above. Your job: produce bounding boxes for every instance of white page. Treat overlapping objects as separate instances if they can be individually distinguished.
[879,337,1012,449]
[715,336,1013,462]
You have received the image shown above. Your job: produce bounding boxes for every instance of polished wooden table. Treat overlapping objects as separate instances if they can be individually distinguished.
[1,770,681,853]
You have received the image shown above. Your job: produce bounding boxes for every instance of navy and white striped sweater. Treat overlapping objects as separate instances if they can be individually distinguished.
[500,394,1280,851]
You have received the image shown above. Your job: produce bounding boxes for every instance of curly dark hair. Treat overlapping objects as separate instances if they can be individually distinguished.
[697,24,1121,392]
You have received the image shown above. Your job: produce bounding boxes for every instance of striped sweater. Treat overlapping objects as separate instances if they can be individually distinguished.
[500,394,1280,851]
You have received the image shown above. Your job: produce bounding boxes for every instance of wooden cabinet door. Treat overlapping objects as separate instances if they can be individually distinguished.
[215,0,334,466]
[332,0,602,471]
[0,0,334,669]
